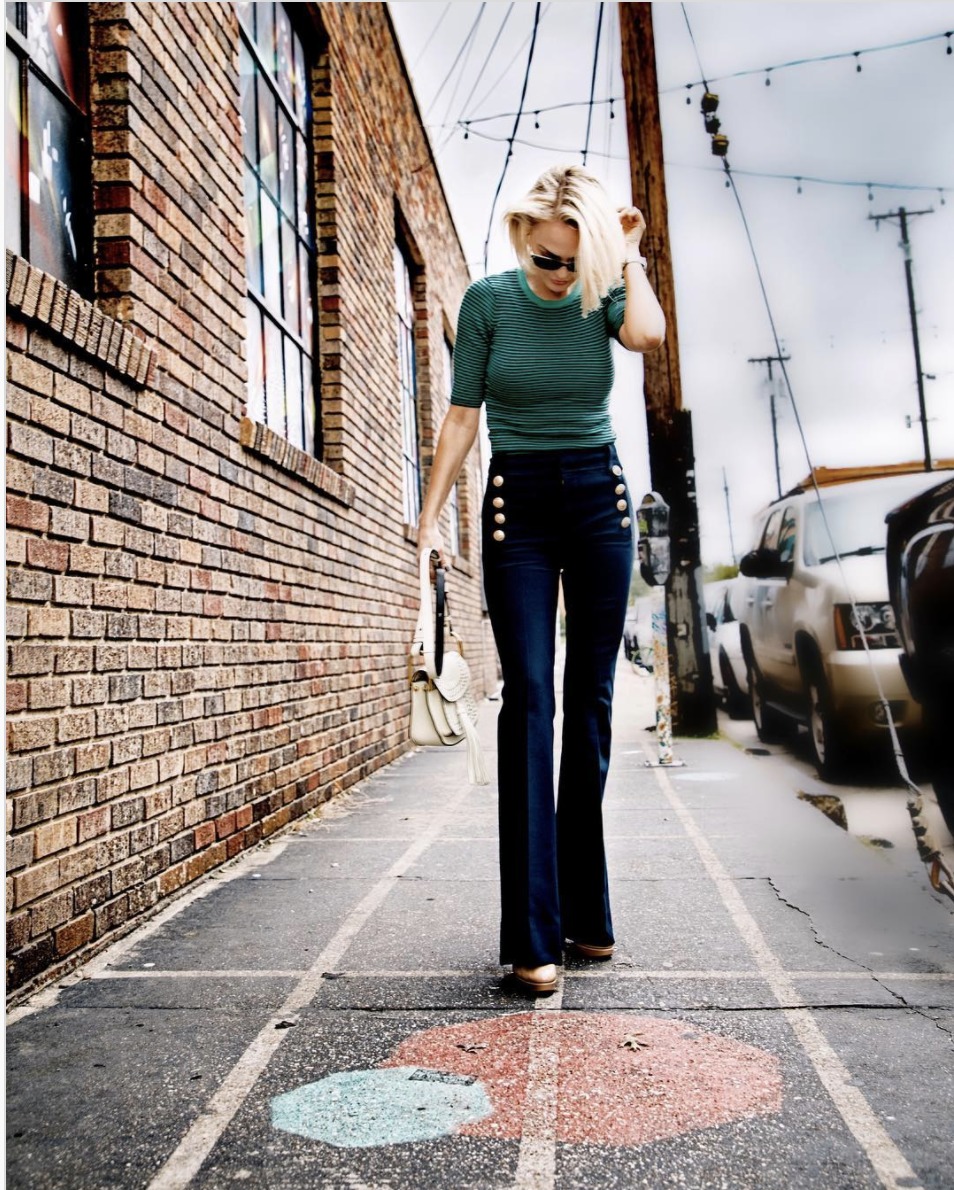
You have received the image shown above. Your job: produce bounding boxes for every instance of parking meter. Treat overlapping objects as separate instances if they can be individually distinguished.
[637,492,671,587]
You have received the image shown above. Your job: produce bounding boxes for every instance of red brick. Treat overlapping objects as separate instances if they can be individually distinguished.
[55,912,95,956]
[193,822,215,850]
[6,496,49,532]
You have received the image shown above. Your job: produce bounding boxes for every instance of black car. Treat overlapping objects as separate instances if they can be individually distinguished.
[886,476,954,834]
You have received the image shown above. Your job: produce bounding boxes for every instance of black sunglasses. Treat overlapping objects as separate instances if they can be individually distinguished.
[529,250,576,273]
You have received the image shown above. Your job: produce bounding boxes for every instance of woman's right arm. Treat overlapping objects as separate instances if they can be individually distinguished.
[417,405,481,565]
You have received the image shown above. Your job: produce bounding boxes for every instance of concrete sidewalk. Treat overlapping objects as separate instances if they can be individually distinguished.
[7,661,954,1190]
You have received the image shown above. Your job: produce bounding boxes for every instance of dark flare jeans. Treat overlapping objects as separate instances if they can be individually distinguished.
[482,443,635,967]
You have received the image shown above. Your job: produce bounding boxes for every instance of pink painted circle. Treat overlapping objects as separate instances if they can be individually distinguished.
[382,1012,782,1147]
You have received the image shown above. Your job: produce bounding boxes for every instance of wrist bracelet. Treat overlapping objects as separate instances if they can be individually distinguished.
[624,256,648,272]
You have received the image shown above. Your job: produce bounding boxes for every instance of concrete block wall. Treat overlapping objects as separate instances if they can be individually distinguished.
[6,2,491,997]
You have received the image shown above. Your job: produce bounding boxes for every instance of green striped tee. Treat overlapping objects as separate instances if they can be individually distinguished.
[450,268,627,453]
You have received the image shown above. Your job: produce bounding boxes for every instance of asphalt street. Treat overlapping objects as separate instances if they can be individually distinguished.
[7,661,954,1190]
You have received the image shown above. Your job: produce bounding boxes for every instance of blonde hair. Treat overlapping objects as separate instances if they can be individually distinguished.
[503,164,625,316]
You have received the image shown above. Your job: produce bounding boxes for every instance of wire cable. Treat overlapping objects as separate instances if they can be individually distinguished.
[468,2,551,119]
[582,2,605,166]
[412,2,452,70]
[436,5,486,140]
[661,29,953,93]
[435,3,515,155]
[424,2,486,119]
[482,2,542,274]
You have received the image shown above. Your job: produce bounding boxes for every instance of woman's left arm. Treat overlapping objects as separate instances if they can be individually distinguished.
[616,206,666,354]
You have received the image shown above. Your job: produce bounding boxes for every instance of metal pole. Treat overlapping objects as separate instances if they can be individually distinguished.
[898,208,932,471]
[652,586,675,765]
[722,467,736,566]
[747,354,788,500]
[869,206,934,471]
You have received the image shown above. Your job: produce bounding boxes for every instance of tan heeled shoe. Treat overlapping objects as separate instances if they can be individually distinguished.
[513,963,558,994]
[567,940,614,961]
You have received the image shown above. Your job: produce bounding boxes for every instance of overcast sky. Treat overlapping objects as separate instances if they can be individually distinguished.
[388,0,954,566]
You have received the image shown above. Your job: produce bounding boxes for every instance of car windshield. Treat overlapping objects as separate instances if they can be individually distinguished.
[803,476,945,566]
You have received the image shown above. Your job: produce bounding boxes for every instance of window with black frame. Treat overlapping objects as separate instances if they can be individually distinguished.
[394,241,422,528]
[5,1,91,294]
[238,1,317,455]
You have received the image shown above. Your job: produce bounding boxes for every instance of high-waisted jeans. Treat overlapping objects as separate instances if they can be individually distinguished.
[482,443,635,967]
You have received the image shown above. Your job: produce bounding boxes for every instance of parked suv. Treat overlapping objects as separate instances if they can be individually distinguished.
[886,476,954,834]
[738,467,953,778]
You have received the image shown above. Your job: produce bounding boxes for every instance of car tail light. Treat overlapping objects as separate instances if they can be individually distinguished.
[833,603,900,650]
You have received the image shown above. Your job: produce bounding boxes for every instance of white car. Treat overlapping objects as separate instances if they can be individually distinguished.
[738,468,953,778]
[705,579,751,719]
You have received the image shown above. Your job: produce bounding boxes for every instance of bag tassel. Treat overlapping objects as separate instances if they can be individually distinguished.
[460,711,490,786]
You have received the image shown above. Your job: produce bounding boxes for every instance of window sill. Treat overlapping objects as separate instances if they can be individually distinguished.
[239,417,355,507]
[5,250,155,388]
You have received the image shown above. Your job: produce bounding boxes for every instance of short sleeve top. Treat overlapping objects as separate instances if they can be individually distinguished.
[450,269,626,453]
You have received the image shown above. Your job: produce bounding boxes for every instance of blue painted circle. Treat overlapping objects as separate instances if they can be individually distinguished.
[271,1066,493,1148]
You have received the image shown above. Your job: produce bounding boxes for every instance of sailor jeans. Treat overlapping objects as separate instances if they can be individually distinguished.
[482,443,634,967]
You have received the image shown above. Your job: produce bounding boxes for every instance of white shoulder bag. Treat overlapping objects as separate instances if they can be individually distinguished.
[409,550,489,785]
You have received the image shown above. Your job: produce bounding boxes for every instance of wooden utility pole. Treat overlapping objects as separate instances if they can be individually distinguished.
[619,3,716,736]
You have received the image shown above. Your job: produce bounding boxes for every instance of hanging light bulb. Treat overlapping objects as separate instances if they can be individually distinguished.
[686,85,693,106]
[765,70,772,87]
[534,111,540,129]
[867,184,874,202]
[946,32,951,55]
[608,98,615,120]
[796,177,802,195]
[463,122,470,140]
[854,51,862,73]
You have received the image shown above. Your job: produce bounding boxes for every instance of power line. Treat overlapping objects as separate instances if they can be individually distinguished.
[448,29,952,128]
[412,3,452,71]
[482,3,542,274]
[468,2,551,119]
[661,29,953,93]
[581,2,605,167]
[436,4,487,136]
[459,125,952,197]
[424,2,486,119]
[436,4,515,154]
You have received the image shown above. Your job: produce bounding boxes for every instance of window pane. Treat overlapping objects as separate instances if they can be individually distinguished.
[278,108,294,216]
[281,218,299,334]
[27,73,86,289]
[264,316,285,437]
[236,0,253,37]
[295,130,308,233]
[256,1,275,78]
[256,73,277,196]
[26,3,87,110]
[284,337,303,450]
[299,243,313,339]
[276,3,294,106]
[260,192,280,313]
[238,39,256,156]
[5,47,22,258]
[243,166,262,293]
[292,29,306,119]
[246,298,265,423]
[301,355,315,455]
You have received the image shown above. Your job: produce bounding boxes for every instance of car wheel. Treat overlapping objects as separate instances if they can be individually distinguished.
[720,650,751,720]
[807,677,845,781]
[749,663,785,743]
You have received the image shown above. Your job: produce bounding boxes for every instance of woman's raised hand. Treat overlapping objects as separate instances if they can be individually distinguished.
[618,206,646,251]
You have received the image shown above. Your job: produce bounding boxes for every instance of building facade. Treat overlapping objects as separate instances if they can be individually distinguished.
[6,1,490,996]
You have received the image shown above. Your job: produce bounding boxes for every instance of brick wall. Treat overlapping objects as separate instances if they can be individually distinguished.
[6,2,492,998]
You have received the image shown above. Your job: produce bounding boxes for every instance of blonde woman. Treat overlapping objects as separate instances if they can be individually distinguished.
[418,164,665,994]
